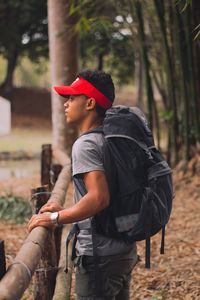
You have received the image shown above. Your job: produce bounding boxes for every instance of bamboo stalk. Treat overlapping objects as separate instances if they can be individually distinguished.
[51,163,63,264]
[154,0,179,164]
[133,0,155,129]
[52,224,73,300]
[0,227,48,300]
[52,148,70,167]
[48,163,71,206]
[183,8,200,143]
[174,5,190,161]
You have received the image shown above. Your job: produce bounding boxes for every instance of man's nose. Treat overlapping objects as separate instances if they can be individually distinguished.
[64,100,69,108]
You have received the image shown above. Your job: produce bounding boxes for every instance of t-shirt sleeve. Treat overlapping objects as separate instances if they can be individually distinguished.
[72,136,104,177]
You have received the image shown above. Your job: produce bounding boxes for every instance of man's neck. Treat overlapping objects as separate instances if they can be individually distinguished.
[79,117,103,133]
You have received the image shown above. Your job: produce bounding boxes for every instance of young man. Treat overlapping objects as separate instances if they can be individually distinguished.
[28,70,138,300]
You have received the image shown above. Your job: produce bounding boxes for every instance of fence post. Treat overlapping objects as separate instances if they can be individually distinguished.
[0,240,6,280]
[31,186,58,300]
[50,164,62,187]
[41,144,52,189]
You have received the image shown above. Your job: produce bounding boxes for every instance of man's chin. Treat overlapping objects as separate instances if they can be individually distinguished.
[66,118,76,127]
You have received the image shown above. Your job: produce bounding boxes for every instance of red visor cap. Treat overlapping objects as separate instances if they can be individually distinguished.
[54,77,112,109]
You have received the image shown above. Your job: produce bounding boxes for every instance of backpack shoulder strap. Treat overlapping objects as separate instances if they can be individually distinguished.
[73,177,87,196]
[80,127,103,136]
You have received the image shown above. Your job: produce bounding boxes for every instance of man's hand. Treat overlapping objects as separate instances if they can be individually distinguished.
[39,202,63,214]
[28,212,54,232]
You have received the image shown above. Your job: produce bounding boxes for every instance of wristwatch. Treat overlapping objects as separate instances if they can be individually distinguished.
[50,212,59,224]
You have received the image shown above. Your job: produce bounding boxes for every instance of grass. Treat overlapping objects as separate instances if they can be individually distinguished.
[0,127,52,152]
[0,196,32,223]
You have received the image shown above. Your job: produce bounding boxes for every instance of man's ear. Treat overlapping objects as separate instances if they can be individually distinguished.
[86,97,96,110]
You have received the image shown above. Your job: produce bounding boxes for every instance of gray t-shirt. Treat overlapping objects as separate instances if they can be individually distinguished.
[72,131,136,257]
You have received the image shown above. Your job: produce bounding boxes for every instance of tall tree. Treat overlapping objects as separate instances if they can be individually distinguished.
[133,0,154,129]
[154,0,178,163]
[48,0,79,153]
[0,0,48,97]
[73,0,135,84]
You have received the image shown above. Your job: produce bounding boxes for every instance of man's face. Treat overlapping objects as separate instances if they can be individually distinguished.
[64,94,88,126]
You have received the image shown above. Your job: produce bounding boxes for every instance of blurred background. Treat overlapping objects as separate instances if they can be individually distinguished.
[0,1,199,299]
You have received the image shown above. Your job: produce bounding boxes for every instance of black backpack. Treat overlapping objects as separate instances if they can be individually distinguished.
[74,105,173,268]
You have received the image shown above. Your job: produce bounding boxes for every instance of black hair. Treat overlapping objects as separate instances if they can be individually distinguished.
[78,69,115,117]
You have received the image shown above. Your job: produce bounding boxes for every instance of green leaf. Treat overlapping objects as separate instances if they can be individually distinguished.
[0,196,32,224]
[159,110,174,122]
[193,24,200,40]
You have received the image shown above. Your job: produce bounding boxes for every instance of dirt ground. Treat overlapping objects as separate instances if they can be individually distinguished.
[0,156,200,299]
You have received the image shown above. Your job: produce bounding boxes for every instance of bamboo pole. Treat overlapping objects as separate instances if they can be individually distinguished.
[0,162,71,300]
[31,186,57,300]
[51,163,63,264]
[51,150,73,299]
[52,224,73,300]
[174,5,190,161]
[154,0,179,164]
[0,227,48,300]
[133,0,155,129]
[52,148,70,167]
[50,164,63,188]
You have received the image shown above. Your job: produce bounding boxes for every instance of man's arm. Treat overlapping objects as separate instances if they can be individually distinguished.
[59,170,110,223]
[28,170,109,231]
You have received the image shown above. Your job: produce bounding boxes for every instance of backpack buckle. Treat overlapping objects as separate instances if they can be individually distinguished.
[146,150,153,160]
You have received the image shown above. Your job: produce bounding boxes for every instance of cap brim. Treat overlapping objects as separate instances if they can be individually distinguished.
[54,86,78,97]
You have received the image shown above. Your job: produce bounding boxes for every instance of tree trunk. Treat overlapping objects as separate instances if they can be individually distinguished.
[48,0,79,154]
[98,53,104,71]
[185,6,200,143]
[174,5,190,161]
[135,52,144,110]
[192,0,200,104]
[0,48,18,98]
[134,0,154,129]
[151,68,167,110]
[154,0,179,164]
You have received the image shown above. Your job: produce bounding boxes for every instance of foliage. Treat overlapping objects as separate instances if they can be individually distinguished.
[193,23,200,40]
[0,0,48,61]
[0,0,48,91]
[175,0,200,40]
[0,196,32,223]
[0,0,199,164]
[122,0,199,164]
[70,0,135,83]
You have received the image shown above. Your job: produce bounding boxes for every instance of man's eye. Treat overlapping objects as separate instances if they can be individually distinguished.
[69,96,75,101]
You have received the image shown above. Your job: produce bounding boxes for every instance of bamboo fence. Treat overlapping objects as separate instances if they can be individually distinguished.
[0,145,73,300]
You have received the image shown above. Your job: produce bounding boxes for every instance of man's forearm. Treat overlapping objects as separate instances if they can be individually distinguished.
[58,191,109,224]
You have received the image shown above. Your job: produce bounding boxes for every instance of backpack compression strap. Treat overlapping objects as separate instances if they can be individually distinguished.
[105,134,155,160]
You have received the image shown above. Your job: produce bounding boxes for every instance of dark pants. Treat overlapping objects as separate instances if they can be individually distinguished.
[75,250,138,300]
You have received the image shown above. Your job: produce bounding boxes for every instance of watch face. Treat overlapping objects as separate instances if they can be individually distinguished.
[51,212,58,223]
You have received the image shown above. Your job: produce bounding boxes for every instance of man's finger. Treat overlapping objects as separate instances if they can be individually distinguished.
[28,221,36,232]
[27,215,35,227]
[39,204,50,213]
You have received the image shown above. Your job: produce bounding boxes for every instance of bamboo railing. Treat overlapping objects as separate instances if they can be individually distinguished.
[0,145,72,300]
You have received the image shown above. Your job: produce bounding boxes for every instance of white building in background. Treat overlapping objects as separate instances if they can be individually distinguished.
[0,96,11,135]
